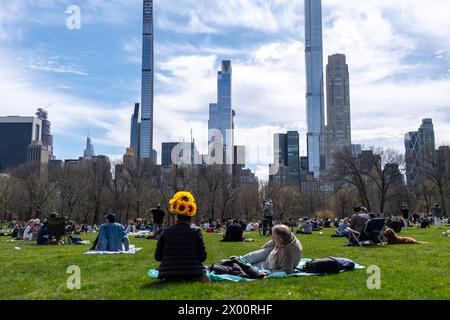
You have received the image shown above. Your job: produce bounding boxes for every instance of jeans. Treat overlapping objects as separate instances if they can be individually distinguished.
[153,224,163,238]
[262,218,273,236]
[434,217,441,229]
[243,246,274,270]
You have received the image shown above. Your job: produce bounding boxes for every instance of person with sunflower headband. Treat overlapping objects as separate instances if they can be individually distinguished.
[154,192,209,282]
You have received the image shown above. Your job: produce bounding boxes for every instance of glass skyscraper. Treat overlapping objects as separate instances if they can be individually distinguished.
[208,60,234,168]
[305,0,325,179]
[140,0,155,161]
[130,103,140,156]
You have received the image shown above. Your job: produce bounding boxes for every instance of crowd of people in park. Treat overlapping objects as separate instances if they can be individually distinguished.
[1,190,448,282]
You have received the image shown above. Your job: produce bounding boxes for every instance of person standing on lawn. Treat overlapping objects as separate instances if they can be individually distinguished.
[432,203,443,229]
[151,205,166,238]
[401,204,410,228]
[155,192,208,282]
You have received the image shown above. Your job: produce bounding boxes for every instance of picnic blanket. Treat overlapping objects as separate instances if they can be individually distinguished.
[84,245,142,255]
[148,257,365,282]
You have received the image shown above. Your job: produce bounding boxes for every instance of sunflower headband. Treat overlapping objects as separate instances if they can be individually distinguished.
[169,191,197,217]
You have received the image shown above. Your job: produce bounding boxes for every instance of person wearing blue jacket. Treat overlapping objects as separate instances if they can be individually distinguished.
[94,213,130,252]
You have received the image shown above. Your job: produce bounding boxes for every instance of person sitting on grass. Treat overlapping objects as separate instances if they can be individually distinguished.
[155,191,208,282]
[242,225,302,275]
[296,218,313,235]
[222,220,244,242]
[332,218,349,237]
[93,213,130,252]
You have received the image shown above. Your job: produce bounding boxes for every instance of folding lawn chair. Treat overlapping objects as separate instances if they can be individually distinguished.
[46,215,70,244]
[348,218,386,247]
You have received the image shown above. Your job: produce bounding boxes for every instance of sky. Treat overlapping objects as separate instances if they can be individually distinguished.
[0,0,449,181]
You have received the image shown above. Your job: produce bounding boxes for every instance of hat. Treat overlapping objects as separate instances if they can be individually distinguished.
[169,191,197,217]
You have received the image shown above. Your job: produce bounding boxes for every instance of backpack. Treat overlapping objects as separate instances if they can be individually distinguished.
[300,257,355,274]
[301,258,340,274]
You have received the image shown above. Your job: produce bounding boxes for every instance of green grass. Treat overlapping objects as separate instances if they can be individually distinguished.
[0,227,449,300]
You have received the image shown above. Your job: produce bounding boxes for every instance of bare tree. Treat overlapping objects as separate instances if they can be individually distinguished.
[334,147,372,211]
[367,148,405,214]
[425,149,449,215]
[12,164,56,219]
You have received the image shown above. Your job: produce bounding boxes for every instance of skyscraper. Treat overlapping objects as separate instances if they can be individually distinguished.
[269,131,300,189]
[130,103,140,156]
[140,0,155,161]
[0,116,42,171]
[305,0,325,179]
[287,131,301,188]
[405,119,436,190]
[35,108,54,160]
[83,135,95,160]
[208,60,234,169]
[325,54,352,173]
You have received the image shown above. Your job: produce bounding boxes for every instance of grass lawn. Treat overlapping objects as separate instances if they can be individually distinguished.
[0,227,449,300]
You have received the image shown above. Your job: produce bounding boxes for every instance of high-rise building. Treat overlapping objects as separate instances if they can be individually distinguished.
[352,144,362,158]
[83,136,95,160]
[161,142,179,167]
[405,131,421,189]
[208,60,234,169]
[325,54,352,173]
[269,131,300,188]
[287,131,301,188]
[27,141,49,173]
[140,0,156,161]
[0,116,42,171]
[233,145,246,177]
[404,119,436,190]
[35,108,54,160]
[305,0,325,179]
[161,142,200,168]
[130,103,140,156]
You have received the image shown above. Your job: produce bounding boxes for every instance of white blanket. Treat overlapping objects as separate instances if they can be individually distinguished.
[84,246,142,255]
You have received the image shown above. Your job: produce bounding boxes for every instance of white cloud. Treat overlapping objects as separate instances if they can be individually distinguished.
[1,0,450,182]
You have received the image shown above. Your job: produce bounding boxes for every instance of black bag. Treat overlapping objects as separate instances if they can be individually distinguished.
[301,258,341,274]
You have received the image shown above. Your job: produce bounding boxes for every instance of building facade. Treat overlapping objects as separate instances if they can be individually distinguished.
[140,0,155,161]
[404,119,436,190]
[130,103,140,156]
[35,108,54,160]
[208,60,234,169]
[305,0,325,179]
[83,136,95,160]
[0,116,42,171]
[325,54,352,174]
[269,131,300,188]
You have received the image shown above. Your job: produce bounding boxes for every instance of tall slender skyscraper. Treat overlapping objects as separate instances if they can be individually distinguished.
[130,103,140,156]
[36,108,54,160]
[208,60,234,169]
[305,0,325,179]
[140,0,155,161]
[83,135,95,160]
[325,54,351,173]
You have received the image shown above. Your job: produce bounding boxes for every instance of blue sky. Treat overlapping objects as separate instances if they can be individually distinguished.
[0,0,449,180]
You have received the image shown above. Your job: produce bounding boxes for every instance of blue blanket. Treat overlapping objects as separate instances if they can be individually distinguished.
[148,258,365,282]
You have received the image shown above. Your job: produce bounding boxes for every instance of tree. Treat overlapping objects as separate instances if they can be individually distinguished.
[334,147,371,211]
[425,149,449,215]
[12,165,56,219]
[367,148,405,214]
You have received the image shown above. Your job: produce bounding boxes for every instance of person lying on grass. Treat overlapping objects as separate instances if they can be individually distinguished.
[240,224,302,275]
[155,192,209,282]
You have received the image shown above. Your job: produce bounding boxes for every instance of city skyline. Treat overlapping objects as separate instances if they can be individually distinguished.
[1,1,450,181]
